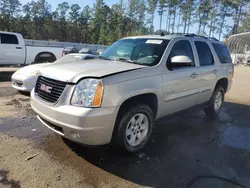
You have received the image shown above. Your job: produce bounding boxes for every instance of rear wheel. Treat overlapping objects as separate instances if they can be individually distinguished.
[113,104,154,153]
[204,86,225,117]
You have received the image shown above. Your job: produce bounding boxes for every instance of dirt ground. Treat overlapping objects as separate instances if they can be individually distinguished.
[0,66,250,188]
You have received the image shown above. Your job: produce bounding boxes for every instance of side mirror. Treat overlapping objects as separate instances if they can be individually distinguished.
[171,55,192,65]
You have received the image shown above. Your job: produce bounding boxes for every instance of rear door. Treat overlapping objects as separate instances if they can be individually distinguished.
[161,38,201,116]
[0,33,25,65]
[212,43,234,83]
[192,40,218,104]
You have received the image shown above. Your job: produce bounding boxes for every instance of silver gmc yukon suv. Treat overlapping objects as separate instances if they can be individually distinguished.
[31,34,234,153]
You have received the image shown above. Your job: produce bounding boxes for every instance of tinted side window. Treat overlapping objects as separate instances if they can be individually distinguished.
[167,40,194,70]
[0,34,19,44]
[212,43,232,64]
[195,41,214,66]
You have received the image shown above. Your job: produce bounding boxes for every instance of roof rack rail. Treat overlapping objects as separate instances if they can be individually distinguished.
[209,37,219,41]
[158,32,220,41]
[170,32,185,35]
[185,33,196,37]
[185,33,208,39]
[185,33,219,41]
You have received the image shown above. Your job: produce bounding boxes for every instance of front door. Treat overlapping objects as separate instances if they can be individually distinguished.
[160,39,201,117]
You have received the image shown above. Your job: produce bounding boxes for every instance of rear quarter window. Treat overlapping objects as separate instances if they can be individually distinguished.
[212,43,232,64]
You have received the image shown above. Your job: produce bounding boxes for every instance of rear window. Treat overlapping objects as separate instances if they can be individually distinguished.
[0,33,19,44]
[212,43,232,64]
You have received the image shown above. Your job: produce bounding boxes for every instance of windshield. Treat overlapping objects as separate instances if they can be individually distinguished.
[54,54,85,64]
[100,38,169,66]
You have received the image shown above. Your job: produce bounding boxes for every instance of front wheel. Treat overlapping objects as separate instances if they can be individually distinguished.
[113,104,154,153]
[204,86,225,117]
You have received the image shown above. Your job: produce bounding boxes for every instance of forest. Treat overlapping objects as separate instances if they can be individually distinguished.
[0,0,250,45]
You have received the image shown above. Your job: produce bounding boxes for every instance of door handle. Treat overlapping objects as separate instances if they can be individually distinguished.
[16,47,22,49]
[190,73,198,79]
[212,69,218,74]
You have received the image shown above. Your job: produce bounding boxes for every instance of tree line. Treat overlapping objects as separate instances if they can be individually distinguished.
[0,0,249,45]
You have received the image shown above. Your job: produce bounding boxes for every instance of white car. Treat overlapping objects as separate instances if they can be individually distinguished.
[11,53,96,92]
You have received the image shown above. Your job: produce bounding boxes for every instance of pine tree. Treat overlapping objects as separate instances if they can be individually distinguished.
[91,0,105,43]
[147,0,158,31]
[56,2,69,41]
[79,5,92,43]
[158,0,167,30]
[217,0,233,40]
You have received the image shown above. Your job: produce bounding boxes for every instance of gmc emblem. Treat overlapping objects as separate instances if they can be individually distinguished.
[40,84,52,93]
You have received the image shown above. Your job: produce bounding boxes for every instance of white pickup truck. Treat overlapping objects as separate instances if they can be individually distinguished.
[0,31,63,65]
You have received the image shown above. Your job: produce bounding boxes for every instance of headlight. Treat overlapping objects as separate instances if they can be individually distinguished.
[71,79,104,107]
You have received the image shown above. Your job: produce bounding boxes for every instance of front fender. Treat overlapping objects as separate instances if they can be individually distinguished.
[101,75,162,108]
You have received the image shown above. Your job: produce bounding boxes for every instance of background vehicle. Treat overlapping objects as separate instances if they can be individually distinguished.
[0,31,62,65]
[0,31,107,66]
[96,49,105,55]
[62,47,79,56]
[79,48,92,54]
[31,34,233,153]
[12,53,96,92]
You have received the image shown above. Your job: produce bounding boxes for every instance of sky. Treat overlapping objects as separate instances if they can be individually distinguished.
[19,0,232,40]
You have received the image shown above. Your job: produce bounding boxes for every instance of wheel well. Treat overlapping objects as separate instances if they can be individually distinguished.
[216,78,228,92]
[112,93,158,139]
[34,52,57,64]
[117,93,158,120]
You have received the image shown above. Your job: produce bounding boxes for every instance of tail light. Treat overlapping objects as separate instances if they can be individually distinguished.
[62,50,65,57]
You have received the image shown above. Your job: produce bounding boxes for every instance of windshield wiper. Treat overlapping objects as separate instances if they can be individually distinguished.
[113,57,138,64]
[98,55,111,60]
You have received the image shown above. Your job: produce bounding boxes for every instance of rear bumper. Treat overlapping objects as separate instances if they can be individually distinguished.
[31,90,119,145]
[11,74,37,92]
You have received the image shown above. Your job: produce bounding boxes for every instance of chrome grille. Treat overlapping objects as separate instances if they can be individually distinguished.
[35,76,66,103]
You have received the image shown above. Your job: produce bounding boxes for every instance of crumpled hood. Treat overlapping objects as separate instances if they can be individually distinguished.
[15,63,51,75]
[39,59,145,83]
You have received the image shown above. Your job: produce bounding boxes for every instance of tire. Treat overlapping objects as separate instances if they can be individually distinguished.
[204,86,225,117]
[113,104,154,153]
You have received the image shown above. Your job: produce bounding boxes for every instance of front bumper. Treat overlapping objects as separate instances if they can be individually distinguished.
[11,74,37,92]
[31,90,119,145]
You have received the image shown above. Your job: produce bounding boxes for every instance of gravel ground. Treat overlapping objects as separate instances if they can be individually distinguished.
[0,66,250,188]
